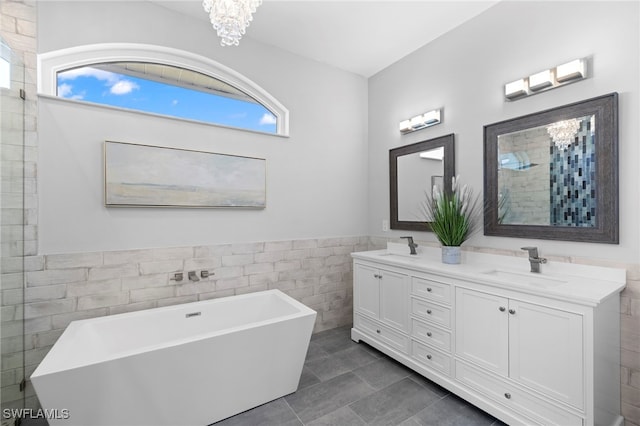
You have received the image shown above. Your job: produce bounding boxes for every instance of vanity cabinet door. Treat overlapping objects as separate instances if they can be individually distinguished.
[456,288,585,410]
[508,300,584,409]
[455,288,509,376]
[380,270,409,331]
[354,263,380,319]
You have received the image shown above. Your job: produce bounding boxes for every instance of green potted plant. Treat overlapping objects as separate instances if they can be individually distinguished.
[422,175,480,264]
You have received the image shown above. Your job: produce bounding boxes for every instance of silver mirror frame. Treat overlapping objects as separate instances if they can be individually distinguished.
[484,93,618,243]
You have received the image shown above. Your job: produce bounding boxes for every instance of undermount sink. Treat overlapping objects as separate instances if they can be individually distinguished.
[481,269,567,287]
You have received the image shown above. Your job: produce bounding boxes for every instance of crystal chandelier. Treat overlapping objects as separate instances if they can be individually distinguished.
[202,0,262,47]
[547,118,581,151]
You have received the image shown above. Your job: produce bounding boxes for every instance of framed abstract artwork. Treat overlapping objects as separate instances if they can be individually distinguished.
[104,141,266,208]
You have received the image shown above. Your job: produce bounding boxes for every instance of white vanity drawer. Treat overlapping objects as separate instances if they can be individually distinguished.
[412,277,451,305]
[455,360,583,426]
[411,340,451,376]
[355,314,409,354]
[411,317,451,353]
[411,298,451,328]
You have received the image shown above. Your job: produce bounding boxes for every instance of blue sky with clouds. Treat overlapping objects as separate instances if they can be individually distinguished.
[57,66,277,133]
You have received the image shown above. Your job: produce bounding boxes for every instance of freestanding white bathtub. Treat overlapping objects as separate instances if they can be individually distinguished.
[31,289,316,426]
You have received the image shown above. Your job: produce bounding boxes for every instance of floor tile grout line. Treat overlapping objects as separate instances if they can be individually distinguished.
[295,371,331,393]
[304,342,385,382]
[290,372,378,425]
[282,396,305,426]
[407,374,450,394]
[307,356,398,391]
[342,404,370,426]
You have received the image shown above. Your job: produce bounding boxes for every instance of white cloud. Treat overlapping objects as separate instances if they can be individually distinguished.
[58,67,119,85]
[110,80,139,95]
[172,99,179,106]
[58,66,139,96]
[259,113,277,126]
[57,83,86,100]
[57,83,73,97]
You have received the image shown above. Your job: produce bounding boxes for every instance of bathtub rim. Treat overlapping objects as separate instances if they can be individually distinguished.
[31,289,316,378]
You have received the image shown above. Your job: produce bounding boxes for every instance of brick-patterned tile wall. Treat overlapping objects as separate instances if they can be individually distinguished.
[19,237,368,408]
[621,277,640,426]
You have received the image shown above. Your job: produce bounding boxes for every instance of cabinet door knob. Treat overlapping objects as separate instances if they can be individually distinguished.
[426,354,432,360]
[426,287,433,292]
[426,309,432,314]
[504,393,511,399]
[499,306,506,312]
[426,332,432,337]
[509,309,516,315]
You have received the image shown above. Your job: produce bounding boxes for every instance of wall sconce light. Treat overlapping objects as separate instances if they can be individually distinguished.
[504,79,527,100]
[555,58,585,83]
[399,109,441,134]
[504,58,587,101]
[528,69,553,91]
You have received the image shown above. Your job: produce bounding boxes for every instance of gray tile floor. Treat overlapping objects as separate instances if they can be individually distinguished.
[213,325,506,426]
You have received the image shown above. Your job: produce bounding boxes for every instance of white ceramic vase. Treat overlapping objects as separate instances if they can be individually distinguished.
[441,246,461,264]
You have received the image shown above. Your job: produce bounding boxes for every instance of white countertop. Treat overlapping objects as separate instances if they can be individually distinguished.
[352,244,626,306]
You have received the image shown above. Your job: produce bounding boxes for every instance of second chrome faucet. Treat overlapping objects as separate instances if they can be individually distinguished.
[521,246,547,273]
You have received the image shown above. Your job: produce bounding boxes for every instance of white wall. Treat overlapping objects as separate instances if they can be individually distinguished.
[368,1,640,263]
[37,1,369,254]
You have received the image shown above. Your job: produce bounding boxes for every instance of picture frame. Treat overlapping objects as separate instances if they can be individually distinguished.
[104,141,266,208]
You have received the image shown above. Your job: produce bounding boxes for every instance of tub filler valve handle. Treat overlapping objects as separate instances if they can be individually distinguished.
[170,272,184,282]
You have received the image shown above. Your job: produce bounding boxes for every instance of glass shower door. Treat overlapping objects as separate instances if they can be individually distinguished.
[0,36,26,424]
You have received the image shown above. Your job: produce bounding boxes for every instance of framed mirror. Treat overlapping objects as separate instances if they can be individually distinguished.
[390,133,455,231]
[484,93,618,243]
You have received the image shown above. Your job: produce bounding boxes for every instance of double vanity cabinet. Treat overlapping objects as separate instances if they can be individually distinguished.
[351,245,626,426]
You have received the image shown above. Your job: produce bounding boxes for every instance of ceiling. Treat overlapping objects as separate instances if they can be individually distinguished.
[150,1,499,77]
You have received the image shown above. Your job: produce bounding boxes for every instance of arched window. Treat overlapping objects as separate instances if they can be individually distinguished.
[38,44,289,136]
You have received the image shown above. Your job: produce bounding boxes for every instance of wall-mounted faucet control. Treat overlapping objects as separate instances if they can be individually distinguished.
[170,272,184,282]
[201,270,212,279]
[521,246,547,273]
[400,236,418,255]
[188,271,200,282]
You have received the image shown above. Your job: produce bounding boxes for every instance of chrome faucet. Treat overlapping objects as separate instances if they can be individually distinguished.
[401,236,418,255]
[188,271,200,282]
[521,246,547,273]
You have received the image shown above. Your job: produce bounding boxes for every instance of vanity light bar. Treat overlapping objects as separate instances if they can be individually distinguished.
[556,59,586,82]
[504,58,587,101]
[528,69,553,91]
[399,109,441,134]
